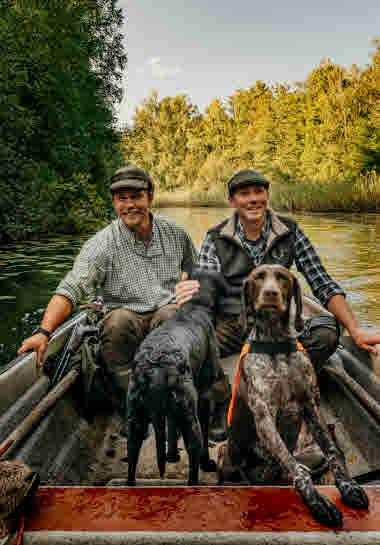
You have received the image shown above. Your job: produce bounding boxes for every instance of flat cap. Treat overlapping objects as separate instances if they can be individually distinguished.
[110,166,154,193]
[227,169,269,196]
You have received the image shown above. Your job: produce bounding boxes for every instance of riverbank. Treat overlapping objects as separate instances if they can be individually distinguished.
[154,172,380,212]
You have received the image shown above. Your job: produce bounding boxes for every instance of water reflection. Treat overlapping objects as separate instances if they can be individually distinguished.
[0,209,379,364]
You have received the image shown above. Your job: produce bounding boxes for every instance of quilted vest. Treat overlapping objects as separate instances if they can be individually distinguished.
[207,210,297,316]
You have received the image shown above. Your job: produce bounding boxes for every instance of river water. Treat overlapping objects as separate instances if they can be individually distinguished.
[1,208,379,365]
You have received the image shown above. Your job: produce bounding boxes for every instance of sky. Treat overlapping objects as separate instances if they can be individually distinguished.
[115,0,379,128]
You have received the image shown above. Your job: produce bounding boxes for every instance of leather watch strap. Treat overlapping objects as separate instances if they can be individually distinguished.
[35,326,51,339]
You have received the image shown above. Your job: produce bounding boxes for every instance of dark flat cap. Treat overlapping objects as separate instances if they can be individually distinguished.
[227,169,269,196]
[110,166,154,193]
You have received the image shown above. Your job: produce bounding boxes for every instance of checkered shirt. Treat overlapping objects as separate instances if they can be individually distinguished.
[55,214,198,313]
[198,211,344,308]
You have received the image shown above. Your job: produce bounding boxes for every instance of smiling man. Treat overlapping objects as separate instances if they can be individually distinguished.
[176,169,380,439]
[18,165,198,401]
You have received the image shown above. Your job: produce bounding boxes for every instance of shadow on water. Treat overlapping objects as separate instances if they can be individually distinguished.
[0,209,379,366]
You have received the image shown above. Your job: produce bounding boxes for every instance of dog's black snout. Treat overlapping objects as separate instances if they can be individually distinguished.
[263,288,279,298]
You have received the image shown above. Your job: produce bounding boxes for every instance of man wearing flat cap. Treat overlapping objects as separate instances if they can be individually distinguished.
[177,168,380,439]
[19,165,197,404]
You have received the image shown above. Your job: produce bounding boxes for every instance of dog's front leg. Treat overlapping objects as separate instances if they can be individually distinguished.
[166,412,181,463]
[126,375,149,486]
[246,381,343,528]
[303,400,369,511]
[198,396,217,472]
[175,380,203,485]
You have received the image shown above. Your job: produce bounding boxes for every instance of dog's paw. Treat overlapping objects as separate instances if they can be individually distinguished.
[337,479,369,510]
[307,490,343,528]
[295,464,343,528]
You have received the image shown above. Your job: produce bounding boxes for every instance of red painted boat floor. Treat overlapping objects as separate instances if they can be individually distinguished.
[24,486,380,532]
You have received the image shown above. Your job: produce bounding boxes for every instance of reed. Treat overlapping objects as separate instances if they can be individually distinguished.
[153,159,380,212]
[153,187,228,207]
[264,172,380,212]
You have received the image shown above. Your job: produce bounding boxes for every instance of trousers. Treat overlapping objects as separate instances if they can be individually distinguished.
[99,304,178,390]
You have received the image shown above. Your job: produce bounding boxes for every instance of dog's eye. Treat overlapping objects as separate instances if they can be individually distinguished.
[277,273,289,283]
[255,272,265,280]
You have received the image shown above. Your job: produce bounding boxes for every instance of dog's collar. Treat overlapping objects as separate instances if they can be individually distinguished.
[249,340,298,355]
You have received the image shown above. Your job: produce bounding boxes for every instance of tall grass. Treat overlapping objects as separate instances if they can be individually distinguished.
[271,171,380,212]
[154,163,380,212]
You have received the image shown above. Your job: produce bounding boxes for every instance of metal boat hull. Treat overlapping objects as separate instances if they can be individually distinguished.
[1,296,380,542]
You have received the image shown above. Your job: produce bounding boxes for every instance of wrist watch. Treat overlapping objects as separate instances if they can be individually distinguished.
[35,327,51,339]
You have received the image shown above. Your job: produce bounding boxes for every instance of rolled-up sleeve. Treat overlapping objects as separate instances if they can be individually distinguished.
[55,237,107,308]
[294,225,345,307]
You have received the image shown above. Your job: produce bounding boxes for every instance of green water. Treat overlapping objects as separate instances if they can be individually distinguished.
[1,209,379,365]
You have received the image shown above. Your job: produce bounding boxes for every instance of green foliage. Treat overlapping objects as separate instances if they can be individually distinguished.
[124,41,380,211]
[0,0,126,242]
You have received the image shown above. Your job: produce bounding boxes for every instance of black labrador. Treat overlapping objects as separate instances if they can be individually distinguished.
[126,269,235,486]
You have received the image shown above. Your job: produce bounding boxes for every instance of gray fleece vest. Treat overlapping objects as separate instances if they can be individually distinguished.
[207,211,297,316]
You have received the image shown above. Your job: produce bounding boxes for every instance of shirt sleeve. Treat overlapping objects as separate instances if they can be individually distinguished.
[54,236,107,308]
[198,233,222,272]
[294,224,345,307]
[181,230,199,274]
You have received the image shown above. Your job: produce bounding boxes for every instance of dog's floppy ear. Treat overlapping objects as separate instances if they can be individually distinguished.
[292,275,304,332]
[240,275,255,334]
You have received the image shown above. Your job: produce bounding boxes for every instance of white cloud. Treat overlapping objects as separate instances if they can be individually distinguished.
[137,57,182,80]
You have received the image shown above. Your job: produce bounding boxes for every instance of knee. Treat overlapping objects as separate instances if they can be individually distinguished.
[315,326,339,356]
[150,304,178,329]
[302,325,339,372]
[101,308,139,337]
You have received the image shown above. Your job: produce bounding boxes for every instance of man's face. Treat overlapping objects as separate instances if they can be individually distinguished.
[112,189,153,231]
[228,184,269,224]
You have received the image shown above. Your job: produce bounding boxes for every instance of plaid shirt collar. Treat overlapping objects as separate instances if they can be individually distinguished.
[235,211,271,267]
[236,211,270,246]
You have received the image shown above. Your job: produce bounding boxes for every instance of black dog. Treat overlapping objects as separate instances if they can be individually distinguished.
[126,269,234,486]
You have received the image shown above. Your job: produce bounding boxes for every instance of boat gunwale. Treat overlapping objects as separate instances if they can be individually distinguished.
[0,310,88,378]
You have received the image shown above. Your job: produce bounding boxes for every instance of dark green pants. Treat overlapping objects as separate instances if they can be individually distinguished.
[99,304,178,390]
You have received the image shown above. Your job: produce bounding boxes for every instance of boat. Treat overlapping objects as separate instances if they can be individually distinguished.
[1,295,380,544]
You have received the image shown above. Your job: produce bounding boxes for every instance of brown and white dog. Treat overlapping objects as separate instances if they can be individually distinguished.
[217,264,369,528]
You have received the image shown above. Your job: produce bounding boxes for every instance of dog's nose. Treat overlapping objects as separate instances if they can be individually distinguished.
[263,288,279,298]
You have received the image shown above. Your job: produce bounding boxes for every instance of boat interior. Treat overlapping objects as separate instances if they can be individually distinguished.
[1,299,380,487]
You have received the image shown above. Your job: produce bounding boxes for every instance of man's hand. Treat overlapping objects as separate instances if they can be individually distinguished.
[17,294,72,367]
[18,333,49,366]
[350,327,380,356]
[175,272,200,306]
[327,294,380,356]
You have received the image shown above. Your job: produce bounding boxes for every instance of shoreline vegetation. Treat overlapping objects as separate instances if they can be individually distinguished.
[124,41,380,217]
[1,2,379,243]
[154,170,380,212]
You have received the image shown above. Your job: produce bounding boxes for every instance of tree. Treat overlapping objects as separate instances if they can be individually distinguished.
[123,92,201,190]
[0,0,127,241]
[355,40,380,173]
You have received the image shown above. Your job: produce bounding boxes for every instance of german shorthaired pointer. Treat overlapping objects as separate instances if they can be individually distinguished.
[126,269,236,486]
[217,264,368,528]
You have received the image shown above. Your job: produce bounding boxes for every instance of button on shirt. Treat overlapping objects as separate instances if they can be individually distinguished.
[55,214,198,313]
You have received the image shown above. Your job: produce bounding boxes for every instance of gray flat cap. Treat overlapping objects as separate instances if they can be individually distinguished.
[228,169,269,196]
[110,166,154,193]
